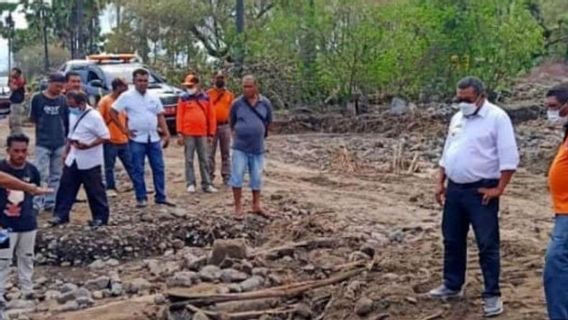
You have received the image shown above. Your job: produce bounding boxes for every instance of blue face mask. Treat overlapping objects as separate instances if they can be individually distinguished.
[69,107,81,116]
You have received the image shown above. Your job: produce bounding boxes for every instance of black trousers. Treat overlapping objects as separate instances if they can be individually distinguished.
[54,162,110,224]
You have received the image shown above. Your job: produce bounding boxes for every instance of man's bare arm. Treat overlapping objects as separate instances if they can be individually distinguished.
[0,172,50,195]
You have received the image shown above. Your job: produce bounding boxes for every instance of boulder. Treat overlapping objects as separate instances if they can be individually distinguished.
[209,239,248,266]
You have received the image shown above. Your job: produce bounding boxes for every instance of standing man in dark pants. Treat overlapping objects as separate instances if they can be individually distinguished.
[97,78,134,197]
[542,84,568,319]
[428,76,519,318]
[110,68,175,208]
[50,91,110,228]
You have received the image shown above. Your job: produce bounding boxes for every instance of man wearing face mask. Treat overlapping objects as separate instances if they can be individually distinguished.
[176,74,217,193]
[207,71,235,185]
[543,84,568,319]
[50,90,110,228]
[429,76,519,318]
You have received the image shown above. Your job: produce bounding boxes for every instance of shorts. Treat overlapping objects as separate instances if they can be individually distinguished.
[229,149,264,191]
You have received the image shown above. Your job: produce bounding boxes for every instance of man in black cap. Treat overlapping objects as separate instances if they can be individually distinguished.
[28,73,69,212]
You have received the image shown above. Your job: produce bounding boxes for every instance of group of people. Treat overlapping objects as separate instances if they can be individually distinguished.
[3,69,568,319]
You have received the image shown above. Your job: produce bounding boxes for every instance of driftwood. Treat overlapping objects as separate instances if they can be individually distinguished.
[186,303,296,320]
[168,266,367,306]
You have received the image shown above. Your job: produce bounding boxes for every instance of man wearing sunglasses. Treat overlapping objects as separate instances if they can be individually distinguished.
[429,76,519,318]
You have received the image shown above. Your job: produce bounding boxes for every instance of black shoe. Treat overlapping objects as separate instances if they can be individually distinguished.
[48,217,68,227]
[156,200,176,207]
[89,220,105,228]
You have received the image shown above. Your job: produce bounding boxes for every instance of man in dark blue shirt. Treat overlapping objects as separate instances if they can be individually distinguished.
[29,72,68,211]
[229,75,273,220]
[0,133,41,312]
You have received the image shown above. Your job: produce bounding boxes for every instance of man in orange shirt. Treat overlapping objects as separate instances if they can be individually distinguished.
[543,83,568,320]
[97,78,134,197]
[207,71,235,185]
[176,74,217,193]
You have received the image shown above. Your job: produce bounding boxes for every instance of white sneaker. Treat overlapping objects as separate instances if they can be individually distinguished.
[483,296,504,317]
[187,185,196,193]
[106,189,118,198]
[204,185,218,193]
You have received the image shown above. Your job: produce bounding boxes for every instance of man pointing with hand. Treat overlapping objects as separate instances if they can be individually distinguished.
[429,76,519,318]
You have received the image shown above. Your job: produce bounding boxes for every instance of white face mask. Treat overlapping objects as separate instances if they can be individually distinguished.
[547,109,568,126]
[187,88,197,95]
[458,102,478,116]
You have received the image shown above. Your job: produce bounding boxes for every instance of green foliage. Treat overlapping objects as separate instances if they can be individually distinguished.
[14,43,70,79]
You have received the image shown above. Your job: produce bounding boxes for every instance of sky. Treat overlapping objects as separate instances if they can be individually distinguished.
[0,0,114,73]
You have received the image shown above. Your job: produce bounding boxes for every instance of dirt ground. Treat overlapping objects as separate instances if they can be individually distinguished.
[0,102,559,320]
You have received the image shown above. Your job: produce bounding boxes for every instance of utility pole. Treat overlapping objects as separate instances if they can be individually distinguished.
[76,0,84,58]
[235,0,244,74]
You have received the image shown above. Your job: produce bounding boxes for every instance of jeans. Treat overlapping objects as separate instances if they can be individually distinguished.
[184,136,212,188]
[0,230,36,303]
[229,149,264,190]
[54,163,109,224]
[544,215,568,319]
[209,124,231,181]
[103,143,135,190]
[34,145,64,210]
[442,180,501,298]
[9,102,24,135]
[129,140,166,202]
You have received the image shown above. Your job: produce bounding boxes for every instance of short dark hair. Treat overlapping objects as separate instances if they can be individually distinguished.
[66,90,88,104]
[11,67,22,75]
[457,76,486,96]
[111,78,127,91]
[132,68,149,79]
[6,133,30,148]
[546,83,568,105]
[48,72,66,83]
[65,71,81,82]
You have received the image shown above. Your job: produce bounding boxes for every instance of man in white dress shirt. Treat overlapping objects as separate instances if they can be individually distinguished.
[50,91,110,228]
[428,77,519,318]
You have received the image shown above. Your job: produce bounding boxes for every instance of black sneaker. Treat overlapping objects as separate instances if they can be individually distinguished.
[48,217,68,227]
[156,200,176,207]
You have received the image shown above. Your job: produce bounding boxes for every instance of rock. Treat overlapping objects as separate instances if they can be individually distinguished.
[110,282,123,296]
[389,97,413,115]
[93,291,104,300]
[294,303,313,318]
[101,289,112,298]
[355,297,374,316]
[349,251,371,262]
[146,259,164,276]
[239,276,264,292]
[209,239,248,266]
[405,296,417,304]
[172,239,185,250]
[239,260,254,274]
[35,277,48,286]
[44,290,61,301]
[268,274,283,286]
[57,291,76,304]
[89,259,106,270]
[75,287,92,299]
[185,255,206,271]
[106,259,120,267]
[167,272,197,287]
[252,268,269,277]
[154,294,167,305]
[60,283,78,294]
[140,214,154,222]
[220,269,249,283]
[56,301,80,312]
[360,242,376,258]
[126,278,152,294]
[6,291,21,301]
[193,311,210,320]
[227,284,242,293]
[389,230,404,243]
[85,276,110,291]
[171,208,187,218]
[199,265,222,282]
[6,299,35,310]
[76,296,95,307]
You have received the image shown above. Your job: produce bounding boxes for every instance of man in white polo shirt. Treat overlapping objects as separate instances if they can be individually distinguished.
[110,68,174,208]
[50,90,110,228]
[428,77,519,318]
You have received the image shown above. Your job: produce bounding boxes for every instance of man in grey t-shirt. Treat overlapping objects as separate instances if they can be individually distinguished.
[229,75,272,220]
